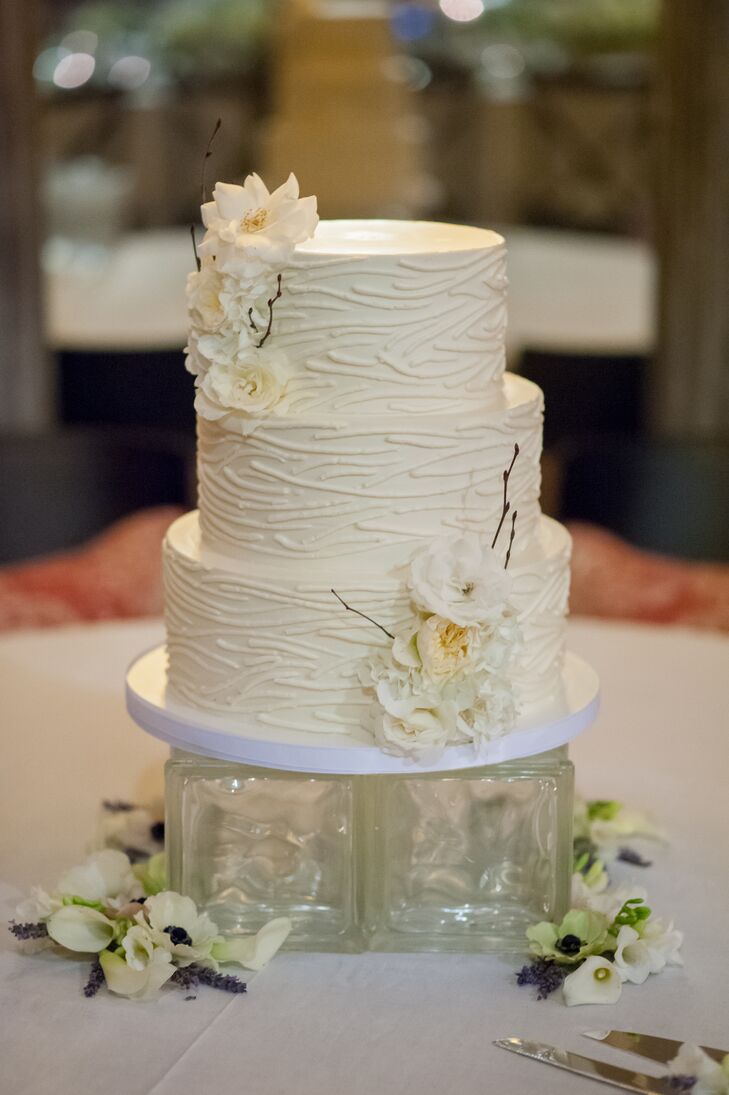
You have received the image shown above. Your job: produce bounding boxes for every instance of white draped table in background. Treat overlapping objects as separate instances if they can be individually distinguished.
[1,617,727,1095]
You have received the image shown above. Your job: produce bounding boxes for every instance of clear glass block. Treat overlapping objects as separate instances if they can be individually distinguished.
[166,746,573,954]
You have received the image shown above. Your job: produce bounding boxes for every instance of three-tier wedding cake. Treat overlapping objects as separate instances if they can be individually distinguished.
[162,173,571,759]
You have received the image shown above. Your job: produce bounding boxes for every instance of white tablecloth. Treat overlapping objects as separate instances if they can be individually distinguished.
[45,227,655,357]
[1,618,726,1095]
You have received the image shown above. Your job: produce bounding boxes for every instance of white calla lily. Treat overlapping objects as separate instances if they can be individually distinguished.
[47,905,116,953]
[100,947,175,1000]
[612,925,652,984]
[57,849,137,904]
[212,917,292,971]
[563,956,623,1006]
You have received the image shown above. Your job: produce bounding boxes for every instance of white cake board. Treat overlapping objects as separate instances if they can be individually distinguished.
[126,645,599,775]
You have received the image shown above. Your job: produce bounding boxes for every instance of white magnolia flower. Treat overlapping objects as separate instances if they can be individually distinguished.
[612,924,652,984]
[186,263,227,333]
[121,922,157,971]
[47,905,117,953]
[668,1045,729,1095]
[211,917,292,971]
[637,916,683,973]
[198,173,318,275]
[585,884,648,923]
[563,956,623,1006]
[409,532,512,626]
[56,850,137,905]
[145,891,221,968]
[195,348,290,425]
[100,947,175,1001]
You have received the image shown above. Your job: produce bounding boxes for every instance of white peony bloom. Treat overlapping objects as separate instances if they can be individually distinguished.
[121,922,157,971]
[47,905,117,953]
[563,956,623,1006]
[145,891,221,968]
[211,917,292,971]
[409,532,513,626]
[612,924,652,984]
[198,173,318,275]
[195,348,290,425]
[100,947,175,1001]
[56,849,137,905]
[668,1045,729,1095]
[637,916,683,973]
[186,263,226,333]
[415,615,477,681]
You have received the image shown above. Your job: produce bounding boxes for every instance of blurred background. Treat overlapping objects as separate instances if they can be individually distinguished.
[0,0,727,629]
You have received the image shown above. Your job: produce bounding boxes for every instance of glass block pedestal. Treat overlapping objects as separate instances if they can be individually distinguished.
[165,747,574,954]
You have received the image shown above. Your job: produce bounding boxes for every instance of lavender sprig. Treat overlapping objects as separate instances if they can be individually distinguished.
[9,921,48,940]
[84,957,105,998]
[172,965,247,994]
[617,846,653,868]
[516,958,568,1000]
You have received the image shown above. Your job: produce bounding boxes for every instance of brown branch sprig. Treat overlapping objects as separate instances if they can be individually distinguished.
[504,509,518,570]
[331,589,395,640]
[200,117,222,205]
[256,274,283,348]
[491,442,519,550]
[190,224,201,272]
[248,307,258,333]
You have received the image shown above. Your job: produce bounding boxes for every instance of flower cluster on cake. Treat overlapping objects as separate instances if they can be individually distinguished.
[164,169,572,759]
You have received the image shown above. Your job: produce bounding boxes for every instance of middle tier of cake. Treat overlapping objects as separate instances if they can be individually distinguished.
[197,373,544,569]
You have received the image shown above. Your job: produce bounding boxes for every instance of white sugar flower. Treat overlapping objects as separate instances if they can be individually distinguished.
[195,348,290,425]
[637,916,683,973]
[612,924,652,984]
[378,707,455,757]
[416,615,477,680]
[409,533,512,626]
[212,917,292,971]
[668,1045,729,1095]
[199,173,318,276]
[186,263,226,333]
[100,946,175,1001]
[563,956,623,1006]
[57,849,137,905]
[47,905,117,953]
[145,891,221,968]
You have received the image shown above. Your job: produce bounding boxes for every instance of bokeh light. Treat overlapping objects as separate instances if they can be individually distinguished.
[108,56,152,91]
[439,0,485,22]
[52,52,96,89]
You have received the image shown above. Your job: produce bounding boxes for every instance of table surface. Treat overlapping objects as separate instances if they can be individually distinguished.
[44,226,655,356]
[1,617,726,1095]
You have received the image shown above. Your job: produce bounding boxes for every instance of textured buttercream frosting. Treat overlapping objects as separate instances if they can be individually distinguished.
[165,216,571,743]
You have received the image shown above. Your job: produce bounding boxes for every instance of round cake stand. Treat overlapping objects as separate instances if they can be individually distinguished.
[126,644,599,775]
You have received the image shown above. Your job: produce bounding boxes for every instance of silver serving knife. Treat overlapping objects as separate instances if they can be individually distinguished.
[494,1037,674,1094]
[584,1030,727,1066]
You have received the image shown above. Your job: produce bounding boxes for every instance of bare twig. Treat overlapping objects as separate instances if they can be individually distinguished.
[256,274,283,348]
[190,224,201,272]
[491,443,519,550]
[504,510,518,570]
[247,307,259,332]
[200,117,222,205]
[331,589,395,640]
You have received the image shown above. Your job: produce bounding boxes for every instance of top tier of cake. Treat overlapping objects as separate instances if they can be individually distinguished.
[256,219,507,417]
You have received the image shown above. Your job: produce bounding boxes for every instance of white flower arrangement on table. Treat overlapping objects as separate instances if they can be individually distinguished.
[335,446,522,759]
[186,170,318,431]
[517,795,683,1007]
[666,1044,729,1094]
[10,848,291,1001]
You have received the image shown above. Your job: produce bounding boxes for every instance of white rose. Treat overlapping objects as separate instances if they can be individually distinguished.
[186,263,226,333]
[416,615,477,681]
[195,349,289,424]
[409,533,512,626]
[377,707,453,757]
[198,173,318,275]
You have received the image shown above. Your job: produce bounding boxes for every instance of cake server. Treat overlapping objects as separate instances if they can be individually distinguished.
[494,1037,676,1094]
[583,1029,728,1065]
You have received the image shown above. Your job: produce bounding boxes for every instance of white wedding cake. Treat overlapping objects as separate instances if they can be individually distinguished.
[162,173,570,758]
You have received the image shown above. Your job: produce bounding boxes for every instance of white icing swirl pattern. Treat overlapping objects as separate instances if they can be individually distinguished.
[163,512,570,733]
[197,374,543,568]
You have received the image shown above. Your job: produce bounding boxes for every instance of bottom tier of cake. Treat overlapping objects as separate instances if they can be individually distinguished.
[165,746,574,953]
[163,511,571,737]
